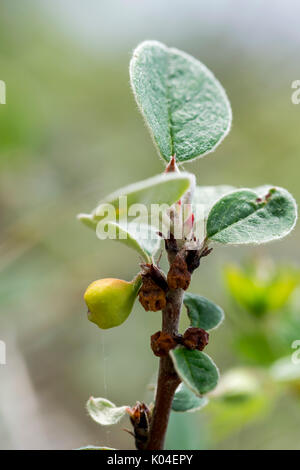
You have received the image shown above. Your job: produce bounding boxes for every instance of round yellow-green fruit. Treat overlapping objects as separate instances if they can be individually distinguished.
[84,278,140,329]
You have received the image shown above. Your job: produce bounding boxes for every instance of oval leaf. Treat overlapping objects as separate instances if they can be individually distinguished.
[78,172,193,227]
[192,184,290,222]
[130,41,231,163]
[206,187,297,245]
[172,382,209,412]
[170,348,219,396]
[183,293,224,330]
[96,221,160,262]
[86,397,128,426]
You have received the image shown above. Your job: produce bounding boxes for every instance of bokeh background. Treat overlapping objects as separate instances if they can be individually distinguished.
[0,0,299,450]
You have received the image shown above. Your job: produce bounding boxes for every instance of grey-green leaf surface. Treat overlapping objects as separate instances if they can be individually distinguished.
[86,397,128,426]
[96,221,160,262]
[78,172,193,227]
[183,293,224,331]
[192,185,235,221]
[172,382,209,412]
[206,187,297,245]
[130,41,231,163]
[192,184,291,222]
[170,348,219,396]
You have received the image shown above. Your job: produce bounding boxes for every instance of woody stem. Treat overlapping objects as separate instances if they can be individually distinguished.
[146,288,183,450]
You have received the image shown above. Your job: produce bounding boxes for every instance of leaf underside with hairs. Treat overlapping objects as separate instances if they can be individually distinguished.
[172,382,209,412]
[99,221,160,263]
[130,40,231,163]
[78,172,193,227]
[86,397,128,426]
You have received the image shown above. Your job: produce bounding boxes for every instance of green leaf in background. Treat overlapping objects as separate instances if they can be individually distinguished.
[170,348,219,396]
[207,366,277,442]
[211,368,262,402]
[78,172,193,226]
[172,382,209,412]
[130,41,231,163]
[77,446,116,450]
[207,393,272,442]
[279,308,300,351]
[183,292,224,330]
[225,264,271,316]
[192,185,235,221]
[97,221,160,263]
[86,397,128,425]
[206,187,297,245]
[234,332,280,366]
[224,263,299,316]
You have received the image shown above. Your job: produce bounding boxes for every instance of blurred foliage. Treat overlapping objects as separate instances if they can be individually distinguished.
[0,0,300,450]
[224,261,299,317]
[208,393,273,442]
[224,258,300,365]
[203,258,300,445]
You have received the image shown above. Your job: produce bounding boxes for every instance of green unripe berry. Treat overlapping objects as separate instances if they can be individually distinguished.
[84,277,141,329]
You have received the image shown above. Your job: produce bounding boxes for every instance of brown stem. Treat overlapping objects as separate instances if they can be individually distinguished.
[146,288,183,450]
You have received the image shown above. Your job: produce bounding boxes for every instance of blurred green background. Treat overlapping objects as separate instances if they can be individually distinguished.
[0,0,299,449]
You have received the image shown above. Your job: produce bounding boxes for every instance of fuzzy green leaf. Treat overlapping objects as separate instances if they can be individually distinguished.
[78,172,193,227]
[172,382,209,412]
[97,221,160,263]
[183,293,224,331]
[206,187,297,245]
[130,41,231,163]
[192,184,293,222]
[170,348,219,396]
[86,397,128,426]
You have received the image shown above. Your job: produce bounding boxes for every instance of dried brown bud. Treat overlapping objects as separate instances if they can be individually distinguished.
[126,402,152,450]
[138,276,167,311]
[151,331,177,357]
[182,327,209,351]
[185,246,213,274]
[201,246,213,258]
[126,401,151,426]
[141,263,168,292]
[185,249,201,274]
[167,252,191,290]
[164,232,178,256]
